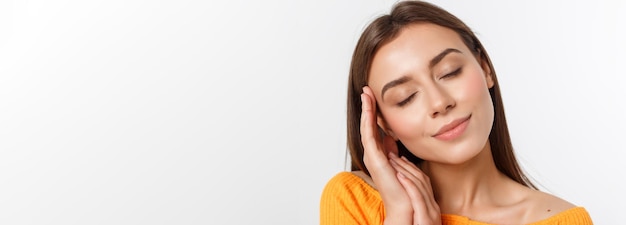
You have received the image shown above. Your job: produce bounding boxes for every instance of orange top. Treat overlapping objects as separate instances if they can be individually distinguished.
[320,172,593,225]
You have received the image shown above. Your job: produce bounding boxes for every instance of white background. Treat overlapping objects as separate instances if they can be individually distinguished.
[0,0,623,224]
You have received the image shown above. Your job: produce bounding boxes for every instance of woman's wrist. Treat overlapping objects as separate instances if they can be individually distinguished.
[384,210,413,225]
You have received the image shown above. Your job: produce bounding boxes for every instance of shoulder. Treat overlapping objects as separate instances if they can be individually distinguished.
[321,171,377,199]
[529,206,593,225]
[524,190,593,224]
[529,190,576,215]
[351,170,377,189]
[320,171,384,225]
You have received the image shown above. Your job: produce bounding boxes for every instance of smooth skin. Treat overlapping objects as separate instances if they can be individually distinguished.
[358,23,574,225]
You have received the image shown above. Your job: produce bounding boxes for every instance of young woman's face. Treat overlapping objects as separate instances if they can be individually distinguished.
[368,23,495,164]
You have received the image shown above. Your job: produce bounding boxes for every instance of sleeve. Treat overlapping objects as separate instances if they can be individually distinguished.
[319,172,384,225]
[562,207,594,225]
[541,207,593,225]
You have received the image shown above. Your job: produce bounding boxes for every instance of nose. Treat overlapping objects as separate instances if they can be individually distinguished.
[427,85,456,118]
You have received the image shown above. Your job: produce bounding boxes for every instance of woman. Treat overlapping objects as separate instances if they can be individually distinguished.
[320,1,593,224]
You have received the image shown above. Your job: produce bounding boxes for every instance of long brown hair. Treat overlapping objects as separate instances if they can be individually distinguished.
[346,0,536,189]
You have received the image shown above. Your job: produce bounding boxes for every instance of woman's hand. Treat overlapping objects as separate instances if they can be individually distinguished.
[389,154,442,225]
[360,86,441,225]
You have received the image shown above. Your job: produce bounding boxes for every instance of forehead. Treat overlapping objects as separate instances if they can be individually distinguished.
[368,23,469,85]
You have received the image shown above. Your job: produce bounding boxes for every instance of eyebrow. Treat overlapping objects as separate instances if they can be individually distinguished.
[380,76,411,102]
[380,48,462,101]
[429,48,462,69]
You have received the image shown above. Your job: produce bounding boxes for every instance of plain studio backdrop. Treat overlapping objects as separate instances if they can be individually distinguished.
[0,0,624,224]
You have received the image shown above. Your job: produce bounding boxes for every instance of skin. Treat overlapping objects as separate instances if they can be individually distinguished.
[358,23,575,225]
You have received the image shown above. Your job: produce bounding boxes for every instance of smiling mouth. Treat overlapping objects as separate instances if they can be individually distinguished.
[433,115,471,141]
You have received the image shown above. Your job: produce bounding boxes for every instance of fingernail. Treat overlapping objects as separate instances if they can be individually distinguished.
[397,172,406,179]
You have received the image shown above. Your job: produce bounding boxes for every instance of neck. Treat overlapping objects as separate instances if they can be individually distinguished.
[421,141,518,215]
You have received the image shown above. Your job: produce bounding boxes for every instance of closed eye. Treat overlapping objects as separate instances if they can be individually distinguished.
[397,92,417,107]
[441,67,462,79]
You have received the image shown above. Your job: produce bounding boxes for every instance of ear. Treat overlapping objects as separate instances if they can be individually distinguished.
[376,114,398,140]
[479,57,495,88]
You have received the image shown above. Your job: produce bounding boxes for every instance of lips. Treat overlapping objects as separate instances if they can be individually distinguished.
[433,115,471,141]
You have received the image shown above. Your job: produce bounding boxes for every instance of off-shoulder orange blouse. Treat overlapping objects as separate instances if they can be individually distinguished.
[320,172,593,225]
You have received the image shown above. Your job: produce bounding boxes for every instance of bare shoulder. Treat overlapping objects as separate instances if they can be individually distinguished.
[526,188,577,218]
[351,170,377,190]
[487,184,586,224]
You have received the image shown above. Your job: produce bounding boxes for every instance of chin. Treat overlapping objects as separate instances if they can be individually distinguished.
[405,138,488,165]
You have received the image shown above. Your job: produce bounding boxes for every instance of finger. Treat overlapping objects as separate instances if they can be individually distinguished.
[389,156,431,200]
[362,86,377,110]
[389,156,437,211]
[391,155,431,193]
[396,172,429,223]
[360,86,382,151]
[400,156,435,199]
[359,93,375,147]
[397,169,441,224]
[391,155,425,180]
[394,156,438,211]
[360,93,385,167]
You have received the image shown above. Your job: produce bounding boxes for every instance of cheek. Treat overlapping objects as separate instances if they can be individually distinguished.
[383,107,428,143]
[455,68,492,103]
[457,68,495,130]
